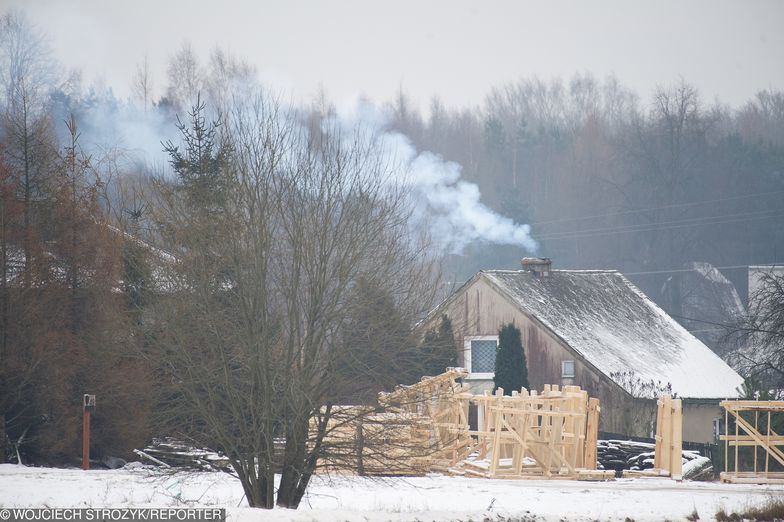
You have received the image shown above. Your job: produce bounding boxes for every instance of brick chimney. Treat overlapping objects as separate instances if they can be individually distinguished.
[521,257,552,277]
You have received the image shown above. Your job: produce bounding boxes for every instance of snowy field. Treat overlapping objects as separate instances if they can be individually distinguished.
[1,464,782,522]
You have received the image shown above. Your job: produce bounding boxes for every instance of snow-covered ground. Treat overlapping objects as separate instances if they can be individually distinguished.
[1,464,782,522]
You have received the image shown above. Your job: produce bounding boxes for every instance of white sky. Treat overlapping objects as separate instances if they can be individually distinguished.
[6,0,784,110]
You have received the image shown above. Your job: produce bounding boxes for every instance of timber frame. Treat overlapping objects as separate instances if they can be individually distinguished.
[378,369,613,480]
[720,400,784,484]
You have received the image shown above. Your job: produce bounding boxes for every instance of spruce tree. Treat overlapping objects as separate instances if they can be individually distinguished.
[493,323,528,395]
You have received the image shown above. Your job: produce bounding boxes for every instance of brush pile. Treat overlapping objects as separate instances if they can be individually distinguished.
[133,438,231,471]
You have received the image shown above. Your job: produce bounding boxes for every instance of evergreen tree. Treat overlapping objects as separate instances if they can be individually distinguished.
[162,95,230,213]
[420,314,457,376]
[333,277,418,403]
[493,323,528,395]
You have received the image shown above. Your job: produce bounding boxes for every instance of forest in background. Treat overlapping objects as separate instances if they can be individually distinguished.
[387,78,784,310]
[1,9,784,470]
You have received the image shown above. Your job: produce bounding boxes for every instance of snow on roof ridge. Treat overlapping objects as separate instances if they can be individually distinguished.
[612,271,743,385]
[481,270,743,399]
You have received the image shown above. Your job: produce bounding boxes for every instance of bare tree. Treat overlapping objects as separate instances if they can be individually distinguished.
[0,10,59,286]
[147,91,439,509]
[165,42,202,112]
[726,269,784,397]
[203,47,255,114]
[132,54,153,112]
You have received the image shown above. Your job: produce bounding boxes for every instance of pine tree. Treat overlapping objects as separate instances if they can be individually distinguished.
[493,323,528,395]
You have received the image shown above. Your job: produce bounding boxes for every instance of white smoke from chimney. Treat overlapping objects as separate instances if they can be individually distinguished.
[69,85,537,255]
[334,100,537,254]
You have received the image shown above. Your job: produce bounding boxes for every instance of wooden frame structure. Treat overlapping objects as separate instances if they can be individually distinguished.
[319,369,615,480]
[720,400,784,484]
[622,394,683,479]
[454,384,608,480]
[381,370,610,480]
[378,368,474,467]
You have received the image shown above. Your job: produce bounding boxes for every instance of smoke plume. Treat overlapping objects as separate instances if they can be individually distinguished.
[336,100,537,254]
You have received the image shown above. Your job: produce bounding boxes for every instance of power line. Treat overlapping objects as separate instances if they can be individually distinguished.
[623,265,751,276]
[533,208,784,241]
[538,207,783,239]
[529,189,784,228]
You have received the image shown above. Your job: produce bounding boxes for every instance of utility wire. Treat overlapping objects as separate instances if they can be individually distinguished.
[529,189,784,228]
[537,207,783,239]
[623,265,751,276]
[534,208,784,241]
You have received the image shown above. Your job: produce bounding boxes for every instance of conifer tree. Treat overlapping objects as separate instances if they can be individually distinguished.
[493,323,528,395]
[420,314,457,376]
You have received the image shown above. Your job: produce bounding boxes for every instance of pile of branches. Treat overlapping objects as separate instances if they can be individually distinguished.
[133,438,232,471]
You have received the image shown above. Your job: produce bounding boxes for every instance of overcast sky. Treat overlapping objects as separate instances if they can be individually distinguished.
[7,0,784,110]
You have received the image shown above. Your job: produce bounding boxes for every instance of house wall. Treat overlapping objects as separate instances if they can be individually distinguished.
[683,401,722,444]
[424,275,720,442]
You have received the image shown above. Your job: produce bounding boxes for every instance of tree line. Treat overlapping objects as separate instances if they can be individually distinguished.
[387,75,784,320]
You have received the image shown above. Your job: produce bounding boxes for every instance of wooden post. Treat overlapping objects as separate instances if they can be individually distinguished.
[654,395,666,470]
[670,398,683,480]
[766,411,771,475]
[584,398,600,470]
[489,388,504,477]
[734,407,739,476]
[82,394,95,471]
[724,406,728,475]
[754,411,759,475]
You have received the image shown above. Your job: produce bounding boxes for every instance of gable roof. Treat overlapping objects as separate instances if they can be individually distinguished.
[476,269,743,399]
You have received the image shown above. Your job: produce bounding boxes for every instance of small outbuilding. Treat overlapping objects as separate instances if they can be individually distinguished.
[421,258,744,443]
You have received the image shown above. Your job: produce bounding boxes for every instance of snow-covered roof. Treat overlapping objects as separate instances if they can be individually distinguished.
[480,269,743,399]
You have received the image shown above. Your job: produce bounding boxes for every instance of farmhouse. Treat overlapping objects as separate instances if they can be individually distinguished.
[421,258,744,443]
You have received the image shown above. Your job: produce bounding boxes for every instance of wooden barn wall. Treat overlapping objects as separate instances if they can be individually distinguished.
[423,276,666,438]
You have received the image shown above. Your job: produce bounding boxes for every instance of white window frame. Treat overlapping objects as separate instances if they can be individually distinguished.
[464,335,498,379]
[561,359,575,379]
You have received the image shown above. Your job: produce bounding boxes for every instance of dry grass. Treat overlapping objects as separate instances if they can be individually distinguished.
[715,497,784,521]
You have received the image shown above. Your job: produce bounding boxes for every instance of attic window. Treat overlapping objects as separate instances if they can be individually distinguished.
[562,360,575,379]
[465,336,498,377]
